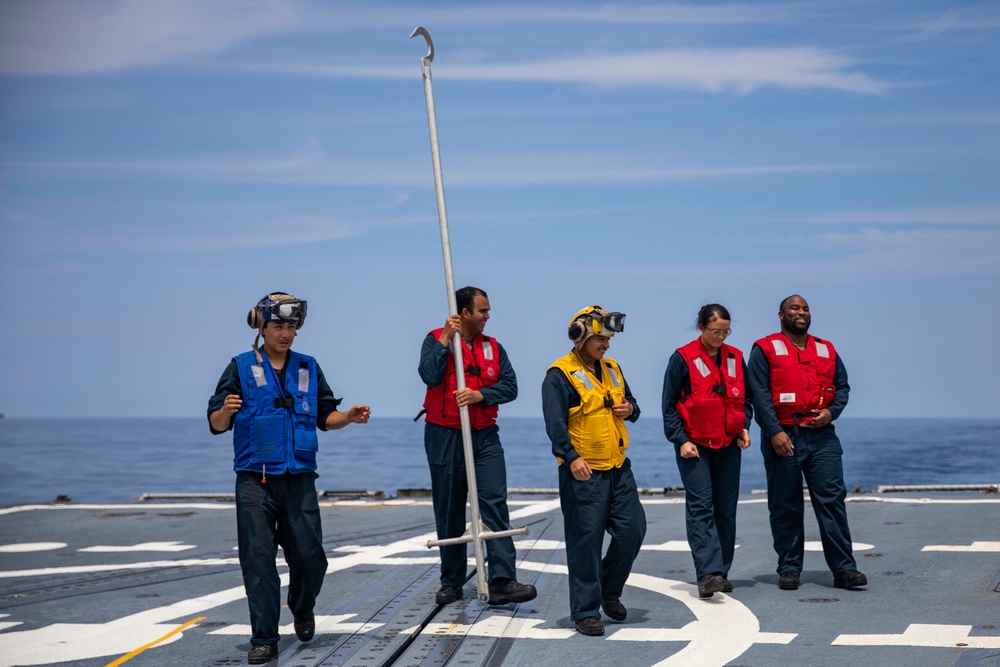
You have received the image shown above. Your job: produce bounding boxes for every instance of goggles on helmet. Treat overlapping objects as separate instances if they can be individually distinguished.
[591,311,625,335]
[261,299,307,324]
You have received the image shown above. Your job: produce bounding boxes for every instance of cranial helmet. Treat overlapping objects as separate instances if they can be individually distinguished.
[567,305,626,349]
[247,292,308,330]
[247,292,307,362]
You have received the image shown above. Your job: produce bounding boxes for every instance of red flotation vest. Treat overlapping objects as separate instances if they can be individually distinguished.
[675,339,746,448]
[423,329,501,429]
[756,332,837,425]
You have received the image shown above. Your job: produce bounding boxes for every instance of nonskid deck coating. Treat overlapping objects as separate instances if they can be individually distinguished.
[0,492,998,667]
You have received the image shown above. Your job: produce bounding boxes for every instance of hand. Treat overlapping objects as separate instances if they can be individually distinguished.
[807,408,832,428]
[438,314,463,346]
[348,405,371,424]
[569,457,592,481]
[770,431,795,457]
[737,430,751,449]
[453,388,483,407]
[679,442,700,459]
[611,401,634,419]
[221,394,242,416]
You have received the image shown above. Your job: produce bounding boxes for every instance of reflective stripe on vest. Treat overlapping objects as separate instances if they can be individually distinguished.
[482,339,494,360]
[572,369,595,391]
[607,365,622,388]
[771,339,789,356]
[693,357,712,378]
[251,364,267,387]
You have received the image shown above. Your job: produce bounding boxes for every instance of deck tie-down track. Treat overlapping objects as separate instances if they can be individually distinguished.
[280,517,557,667]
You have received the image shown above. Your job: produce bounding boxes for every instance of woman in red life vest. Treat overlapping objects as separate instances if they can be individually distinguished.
[661,304,753,598]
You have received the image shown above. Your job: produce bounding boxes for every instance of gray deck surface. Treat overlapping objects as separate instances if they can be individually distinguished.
[1,491,998,667]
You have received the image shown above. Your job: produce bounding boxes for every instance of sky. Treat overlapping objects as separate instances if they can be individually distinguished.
[1,0,998,420]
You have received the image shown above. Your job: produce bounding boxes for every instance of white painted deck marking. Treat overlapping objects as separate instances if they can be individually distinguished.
[0,614,22,632]
[0,585,246,666]
[208,613,373,635]
[922,541,1000,552]
[833,623,1000,648]
[0,557,241,579]
[642,540,744,552]
[415,617,576,640]
[515,561,797,667]
[642,540,692,552]
[612,622,794,645]
[79,541,196,553]
[0,542,65,553]
[805,540,874,551]
[0,498,559,665]
[0,495,995,666]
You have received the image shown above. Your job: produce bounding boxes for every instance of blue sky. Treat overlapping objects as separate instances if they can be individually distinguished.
[1,1,998,420]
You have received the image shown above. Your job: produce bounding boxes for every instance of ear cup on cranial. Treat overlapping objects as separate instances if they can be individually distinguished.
[247,307,262,329]
[568,319,586,342]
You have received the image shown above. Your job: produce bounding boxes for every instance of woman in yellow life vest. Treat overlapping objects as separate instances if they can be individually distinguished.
[542,306,646,637]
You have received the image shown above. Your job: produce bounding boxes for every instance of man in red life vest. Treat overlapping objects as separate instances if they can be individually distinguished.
[418,286,537,607]
[747,295,867,592]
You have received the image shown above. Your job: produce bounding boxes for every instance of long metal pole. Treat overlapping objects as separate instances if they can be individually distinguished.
[410,26,526,604]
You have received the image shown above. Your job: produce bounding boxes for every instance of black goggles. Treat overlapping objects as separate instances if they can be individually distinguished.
[591,312,625,335]
[261,299,307,323]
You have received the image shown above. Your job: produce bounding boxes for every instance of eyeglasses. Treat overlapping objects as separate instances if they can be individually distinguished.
[707,328,732,337]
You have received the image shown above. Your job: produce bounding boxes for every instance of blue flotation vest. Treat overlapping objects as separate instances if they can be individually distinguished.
[232,349,319,474]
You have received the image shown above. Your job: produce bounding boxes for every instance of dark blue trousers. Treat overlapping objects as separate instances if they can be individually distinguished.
[236,471,328,647]
[424,422,517,587]
[559,458,647,621]
[675,441,741,580]
[760,425,858,575]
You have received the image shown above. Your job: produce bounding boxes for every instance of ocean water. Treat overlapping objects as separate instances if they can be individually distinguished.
[1,417,997,506]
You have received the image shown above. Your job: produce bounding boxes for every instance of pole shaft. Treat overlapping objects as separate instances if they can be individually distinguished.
[418,47,489,603]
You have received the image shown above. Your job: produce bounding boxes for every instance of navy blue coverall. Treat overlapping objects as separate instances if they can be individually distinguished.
[542,366,646,622]
[661,350,753,580]
[746,344,859,576]
[418,334,519,588]
[208,358,340,648]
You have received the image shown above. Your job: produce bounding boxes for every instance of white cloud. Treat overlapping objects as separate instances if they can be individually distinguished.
[3,147,863,188]
[818,227,1000,277]
[626,227,1000,290]
[0,0,298,76]
[260,47,885,95]
[0,2,884,96]
[916,7,1000,36]
[794,202,1000,225]
[5,215,373,254]
[377,3,809,28]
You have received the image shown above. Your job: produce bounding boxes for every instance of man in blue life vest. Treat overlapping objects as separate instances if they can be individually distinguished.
[747,294,866,593]
[208,292,371,665]
[542,305,646,637]
[418,286,537,607]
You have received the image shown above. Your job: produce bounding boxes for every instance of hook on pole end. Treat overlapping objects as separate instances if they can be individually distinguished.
[410,26,434,63]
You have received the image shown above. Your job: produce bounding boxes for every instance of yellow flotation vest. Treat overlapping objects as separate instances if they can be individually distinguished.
[549,351,630,471]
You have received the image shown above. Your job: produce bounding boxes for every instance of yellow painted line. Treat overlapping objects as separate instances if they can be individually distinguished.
[104,615,206,667]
